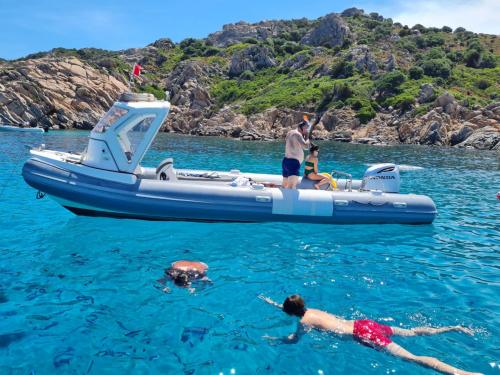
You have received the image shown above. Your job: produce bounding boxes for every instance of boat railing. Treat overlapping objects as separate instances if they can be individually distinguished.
[330,170,352,192]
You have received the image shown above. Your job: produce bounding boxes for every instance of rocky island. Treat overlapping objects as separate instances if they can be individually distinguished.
[0,8,498,150]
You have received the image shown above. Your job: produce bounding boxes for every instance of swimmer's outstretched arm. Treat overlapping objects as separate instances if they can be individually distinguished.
[258,295,282,309]
[263,333,299,344]
[263,324,305,344]
[385,342,482,375]
[391,325,474,337]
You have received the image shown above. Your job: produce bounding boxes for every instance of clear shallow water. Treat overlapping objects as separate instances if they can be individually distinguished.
[0,131,499,375]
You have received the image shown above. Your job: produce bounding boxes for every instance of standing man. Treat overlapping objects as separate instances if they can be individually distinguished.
[282,120,310,189]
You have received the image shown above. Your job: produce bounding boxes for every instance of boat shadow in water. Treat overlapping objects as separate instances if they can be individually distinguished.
[36,216,439,262]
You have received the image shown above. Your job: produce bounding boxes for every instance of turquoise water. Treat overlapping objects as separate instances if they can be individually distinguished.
[0,131,499,374]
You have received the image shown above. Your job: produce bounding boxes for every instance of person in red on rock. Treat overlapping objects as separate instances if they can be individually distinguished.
[132,63,142,77]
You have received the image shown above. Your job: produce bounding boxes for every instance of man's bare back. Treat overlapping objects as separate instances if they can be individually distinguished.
[300,308,354,336]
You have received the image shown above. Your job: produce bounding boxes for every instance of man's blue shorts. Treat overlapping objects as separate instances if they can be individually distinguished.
[282,157,300,177]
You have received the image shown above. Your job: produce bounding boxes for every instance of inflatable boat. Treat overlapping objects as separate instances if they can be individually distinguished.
[22,93,437,224]
[1,124,46,133]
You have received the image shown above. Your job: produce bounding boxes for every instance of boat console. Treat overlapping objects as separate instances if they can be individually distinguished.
[82,93,170,174]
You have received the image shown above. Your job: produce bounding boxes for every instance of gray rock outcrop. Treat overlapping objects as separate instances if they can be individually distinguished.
[420,121,447,145]
[341,8,365,17]
[434,92,455,108]
[207,20,289,47]
[301,13,352,48]
[281,52,311,71]
[418,84,435,103]
[346,45,378,74]
[162,60,222,132]
[450,125,474,146]
[457,126,500,150]
[228,46,276,77]
[385,54,397,71]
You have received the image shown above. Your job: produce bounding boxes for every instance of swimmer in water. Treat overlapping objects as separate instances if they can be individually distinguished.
[161,261,210,292]
[259,295,480,375]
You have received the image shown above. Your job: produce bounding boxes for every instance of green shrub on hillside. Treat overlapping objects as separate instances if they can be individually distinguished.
[475,79,490,90]
[408,66,424,79]
[375,70,406,97]
[447,51,463,63]
[204,47,220,57]
[332,82,353,100]
[240,70,255,81]
[356,106,376,123]
[243,38,259,44]
[283,42,303,54]
[479,53,496,68]
[331,59,355,78]
[420,59,451,78]
[415,33,445,48]
[139,84,166,100]
[462,38,497,68]
[373,24,392,40]
[464,48,482,68]
[398,38,417,53]
[425,48,446,60]
[398,27,412,37]
[412,24,426,33]
[386,93,416,112]
[347,98,364,110]
[180,40,207,58]
[158,47,184,73]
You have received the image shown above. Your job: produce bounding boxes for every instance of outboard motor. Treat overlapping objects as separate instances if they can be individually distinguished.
[361,163,400,193]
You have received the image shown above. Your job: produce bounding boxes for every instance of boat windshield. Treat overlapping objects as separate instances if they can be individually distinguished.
[117,115,156,162]
[93,106,129,133]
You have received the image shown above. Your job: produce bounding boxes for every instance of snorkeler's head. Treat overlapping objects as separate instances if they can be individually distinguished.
[283,295,306,317]
[173,272,190,287]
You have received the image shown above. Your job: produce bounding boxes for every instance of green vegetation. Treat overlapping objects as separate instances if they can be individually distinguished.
[420,58,451,78]
[385,93,416,112]
[16,9,498,121]
[330,59,355,79]
[375,71,406,97]
[138,84,166,100]
[212,68,336,115]
[408,66,424,80]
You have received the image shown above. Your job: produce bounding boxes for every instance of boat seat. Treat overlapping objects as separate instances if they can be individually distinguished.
[297,177,330,190]
[157,158,177,181]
